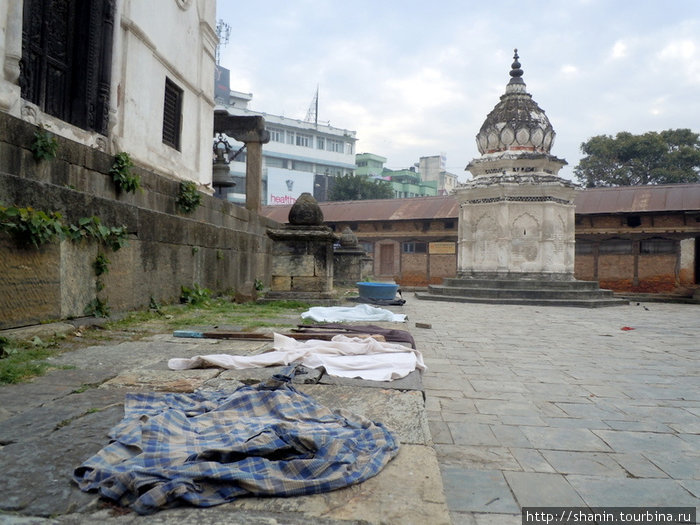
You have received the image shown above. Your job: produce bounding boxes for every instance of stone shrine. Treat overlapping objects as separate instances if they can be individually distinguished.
[265,193,338,303]
[417,50,626,307]
[333,227,373,285]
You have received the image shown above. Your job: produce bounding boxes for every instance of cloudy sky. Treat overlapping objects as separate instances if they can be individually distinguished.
[216,0,700,182]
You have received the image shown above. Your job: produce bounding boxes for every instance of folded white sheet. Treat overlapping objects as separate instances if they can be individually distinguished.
[168,333,425,381]
[300,303,406,323]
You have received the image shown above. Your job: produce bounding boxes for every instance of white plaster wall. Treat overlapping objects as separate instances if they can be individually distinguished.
[680,237,696,282]
[0,0,216,184]
[116,0,216,184]
[0,0,22,115]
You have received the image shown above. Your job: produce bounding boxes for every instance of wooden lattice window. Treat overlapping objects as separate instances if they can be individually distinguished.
[162,78,183,150]
[20,0,114,135]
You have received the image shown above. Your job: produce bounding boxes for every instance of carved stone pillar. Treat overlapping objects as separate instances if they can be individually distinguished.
[213,111,270,212]
[245,140,263,212]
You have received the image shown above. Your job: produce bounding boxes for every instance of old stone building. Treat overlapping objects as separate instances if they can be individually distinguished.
[575,184,700,293]
[0,1,277,329]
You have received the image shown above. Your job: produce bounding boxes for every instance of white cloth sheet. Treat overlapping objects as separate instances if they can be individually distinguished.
[168,333,425,381]
[300,304,406,323]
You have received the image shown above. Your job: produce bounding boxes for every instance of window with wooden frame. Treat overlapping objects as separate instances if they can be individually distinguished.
[162,78,183,150]
[20,0,114,135]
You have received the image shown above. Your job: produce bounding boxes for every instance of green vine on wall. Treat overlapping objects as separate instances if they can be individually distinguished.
[180,284,211,306]
[0,206,65,248]
[0,205,129,251]
[109,152,140,194]
[176,181,201,213]
[0,204,129,319]
[30,127,59,162]
[64,216,128,251]
[93,253,110,276]
[84,297,110,318]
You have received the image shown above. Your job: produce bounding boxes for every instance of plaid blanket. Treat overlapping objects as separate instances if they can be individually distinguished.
[74,373,399,514]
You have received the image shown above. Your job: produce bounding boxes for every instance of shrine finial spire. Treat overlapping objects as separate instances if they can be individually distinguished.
[509,48,524,81]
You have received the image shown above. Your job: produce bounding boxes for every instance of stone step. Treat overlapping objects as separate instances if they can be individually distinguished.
[425,285,616,300]
[414,292,628,308]
[440,278,601,291]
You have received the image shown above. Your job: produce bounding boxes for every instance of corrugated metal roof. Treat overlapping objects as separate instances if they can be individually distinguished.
[260,184,700,223]
[261,195,460,223]
[574,184,700,214]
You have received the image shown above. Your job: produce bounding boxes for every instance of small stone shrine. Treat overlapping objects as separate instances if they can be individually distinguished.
[333,227,373,285]
[417,50,626,307]
[265,192,338,303]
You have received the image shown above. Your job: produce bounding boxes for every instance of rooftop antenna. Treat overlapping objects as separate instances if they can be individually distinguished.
[304,85,319,126]
[215,19,231,65]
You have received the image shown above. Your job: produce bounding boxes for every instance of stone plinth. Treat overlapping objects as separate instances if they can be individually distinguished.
[265,193,338,303]
[455,172,579,279]
[333,226,373,285]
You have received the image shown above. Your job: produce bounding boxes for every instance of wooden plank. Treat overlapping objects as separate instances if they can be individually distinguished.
[173,330,384,341]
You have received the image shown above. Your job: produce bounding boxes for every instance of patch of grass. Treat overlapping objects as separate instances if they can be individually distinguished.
[0,343,61,384]
[180,284,211,306]
[1,298,312,384]
[105,298,310,334]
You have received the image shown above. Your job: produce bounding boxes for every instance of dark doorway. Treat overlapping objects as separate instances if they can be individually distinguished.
[20,0,115,135]
[695,236,699,284]
[379,244,394,276]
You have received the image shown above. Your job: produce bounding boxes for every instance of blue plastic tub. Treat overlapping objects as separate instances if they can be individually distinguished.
[356,282,399,301]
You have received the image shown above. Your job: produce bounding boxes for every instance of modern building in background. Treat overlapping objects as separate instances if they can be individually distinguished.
[355,153,387,178]
[419,155,458,196]
[383,167,438,198]
[216,90,357,204]
[355,152,444,199]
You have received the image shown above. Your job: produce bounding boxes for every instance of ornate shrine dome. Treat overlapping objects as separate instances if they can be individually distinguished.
[476,50,556,155]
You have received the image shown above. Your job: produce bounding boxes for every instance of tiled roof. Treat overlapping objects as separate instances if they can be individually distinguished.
[260,184,700,223]
[261,195,460,223]
[574,183,700,214]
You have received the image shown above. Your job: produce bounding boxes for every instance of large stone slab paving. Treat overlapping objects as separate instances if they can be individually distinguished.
[519,427,612,452]
[36,446,448,525]
[565,475,699,507]
[447,422,500,447]
[52,508,376,524]
[540,450,629,477]
[610,453,670,479]
[434,445,521,471]
[440,467,520,513]
[591,429,694,453]
[227,444,450,525]
[47,340,204,371]
[99,368,221,392]
[318,369,423,391]
[0,387,126,444]
[0,403,124,517]
[0,367,116,422]
[296,384,431,446]
[212,364,322,385]
[509,448,556,473]
[503,472,586,507]
[642,451,700,480]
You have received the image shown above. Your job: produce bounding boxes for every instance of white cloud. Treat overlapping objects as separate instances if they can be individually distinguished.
[560,64,579,76]
[655,39,700,85]
[216,0,700,180]
[609,40,628,60]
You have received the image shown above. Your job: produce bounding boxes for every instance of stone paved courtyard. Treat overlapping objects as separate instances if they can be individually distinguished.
[403,296,699,524]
